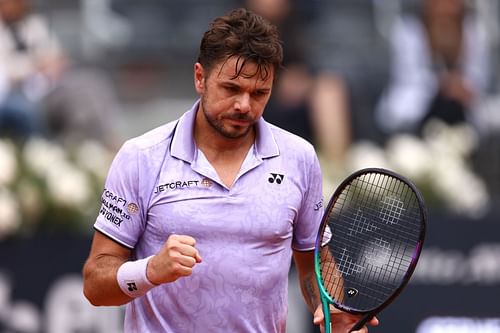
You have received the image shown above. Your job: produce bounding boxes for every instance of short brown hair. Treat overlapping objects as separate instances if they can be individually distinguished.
[197,8,283,80]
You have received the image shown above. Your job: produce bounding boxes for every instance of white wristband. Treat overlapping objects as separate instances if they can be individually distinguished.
[117,255,156,298]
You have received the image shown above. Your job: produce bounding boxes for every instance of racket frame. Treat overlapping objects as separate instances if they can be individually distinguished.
[314,168,427,333]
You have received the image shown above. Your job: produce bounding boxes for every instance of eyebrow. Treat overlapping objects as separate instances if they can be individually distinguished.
[254,87,271,94]
[221,80,271,93]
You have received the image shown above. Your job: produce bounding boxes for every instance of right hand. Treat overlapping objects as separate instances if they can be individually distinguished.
[313,305,379,333]
[146,234,203,285]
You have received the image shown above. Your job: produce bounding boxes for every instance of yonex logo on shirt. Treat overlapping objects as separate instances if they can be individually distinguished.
[268,173,284,184]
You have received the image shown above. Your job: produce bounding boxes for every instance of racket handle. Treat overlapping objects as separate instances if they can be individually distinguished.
[349,313,373,332]
[323,301,332,333]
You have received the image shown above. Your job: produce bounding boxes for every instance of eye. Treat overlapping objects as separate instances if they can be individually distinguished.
[252,90,269,97]
[224,85,239,93]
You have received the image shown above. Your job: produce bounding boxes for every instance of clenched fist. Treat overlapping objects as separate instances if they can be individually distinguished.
[146,234,203,285]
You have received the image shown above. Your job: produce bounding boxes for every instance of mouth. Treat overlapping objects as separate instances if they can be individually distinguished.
[225,115,254,127]
[227,118,252,127]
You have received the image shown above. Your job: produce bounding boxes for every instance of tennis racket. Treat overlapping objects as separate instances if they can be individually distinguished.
[314,168,427,332]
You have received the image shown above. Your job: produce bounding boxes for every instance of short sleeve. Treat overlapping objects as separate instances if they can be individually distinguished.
[292,148,324,251]
[93,141,146,249]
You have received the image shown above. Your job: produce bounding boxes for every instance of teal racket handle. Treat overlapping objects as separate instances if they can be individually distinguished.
[321,294,332,333]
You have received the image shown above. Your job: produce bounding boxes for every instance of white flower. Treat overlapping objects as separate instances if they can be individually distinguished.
[420,120,489,217]
[342,120,490,217]
[22,137,67,178]
[346,141,390,171]
[448,124,479,157]
[386,134,433,180]
[0,139,17,186]
[0,187,21,238]
[423,120,479,159]
[431,156,489,218]
[74,140,113,180]
[45,160,93,208]
[16,180,43,222]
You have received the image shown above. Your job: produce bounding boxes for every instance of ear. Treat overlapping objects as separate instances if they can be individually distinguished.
[194,62,205,94]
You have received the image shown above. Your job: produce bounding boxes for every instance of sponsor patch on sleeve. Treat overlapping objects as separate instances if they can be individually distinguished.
[98,189,139,228]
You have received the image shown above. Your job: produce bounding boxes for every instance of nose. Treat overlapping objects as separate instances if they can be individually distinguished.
[235,93,251,113]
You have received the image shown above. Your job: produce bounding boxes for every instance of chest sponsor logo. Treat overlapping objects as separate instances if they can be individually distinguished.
[268,173,284,184]
[127,202,139,214]
[201,177,212,188]
[154,180,200,194]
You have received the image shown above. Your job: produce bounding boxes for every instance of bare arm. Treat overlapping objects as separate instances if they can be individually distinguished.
[82,231,132,306]
[293,249,320,313]
[293,247,344,311]
[293,248,379,333]
[82,231,203,306]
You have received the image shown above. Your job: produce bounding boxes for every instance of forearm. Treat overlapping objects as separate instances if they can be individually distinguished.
[293,250,321,314]
[295,247,345,314]
[83,254,132,306]
[300,271,321,314]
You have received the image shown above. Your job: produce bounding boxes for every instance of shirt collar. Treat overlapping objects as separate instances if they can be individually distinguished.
[170,100,280,163]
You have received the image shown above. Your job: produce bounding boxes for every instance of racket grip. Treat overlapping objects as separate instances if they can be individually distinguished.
[323,301,332,333]
[349,313,373,332]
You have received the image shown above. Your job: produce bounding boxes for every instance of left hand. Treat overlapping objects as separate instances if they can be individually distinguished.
[313,305,379,333]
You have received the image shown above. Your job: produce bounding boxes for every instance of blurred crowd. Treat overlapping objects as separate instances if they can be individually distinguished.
[1,0,499,215]
[0,0,121,148]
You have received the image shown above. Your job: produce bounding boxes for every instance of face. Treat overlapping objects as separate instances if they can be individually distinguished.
[424,0,464,19]
[0,0,29,23]
[194,56,274,140]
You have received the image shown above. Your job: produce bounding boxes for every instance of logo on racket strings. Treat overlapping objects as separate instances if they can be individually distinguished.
[346,288,359,298]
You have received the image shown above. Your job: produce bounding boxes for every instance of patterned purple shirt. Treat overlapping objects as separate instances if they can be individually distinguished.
[94,101,324,332]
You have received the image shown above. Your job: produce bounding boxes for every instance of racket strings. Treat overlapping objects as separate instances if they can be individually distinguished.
[320,248,346,304]
[346,177,422,240]
[320,172,424,311]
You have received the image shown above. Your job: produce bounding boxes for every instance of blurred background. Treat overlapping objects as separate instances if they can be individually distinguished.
[0,0,499,332]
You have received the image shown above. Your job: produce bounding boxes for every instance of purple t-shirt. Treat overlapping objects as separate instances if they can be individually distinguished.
[94,101,324,332]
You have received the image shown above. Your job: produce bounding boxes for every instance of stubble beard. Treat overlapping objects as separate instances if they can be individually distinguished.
[201,96,254,139]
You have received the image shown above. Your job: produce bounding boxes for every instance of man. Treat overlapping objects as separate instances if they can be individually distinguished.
[82,8,378,333]
[0,0,121,146]
[0,0,64,139]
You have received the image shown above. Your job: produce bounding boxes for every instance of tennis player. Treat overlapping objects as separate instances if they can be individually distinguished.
[82,7,378,333]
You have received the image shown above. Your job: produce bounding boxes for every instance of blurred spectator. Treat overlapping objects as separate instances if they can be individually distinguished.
[42,65,123,149]
[376,0,493,136]
[308,69,352,168]
[0,0,64,141]
[243,0,315,144]
[304,0,390,169]
[0,0,122,148]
